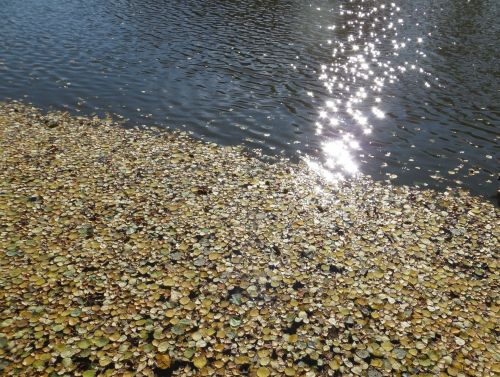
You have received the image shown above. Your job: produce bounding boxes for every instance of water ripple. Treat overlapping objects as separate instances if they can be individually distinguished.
[0,0,498,200]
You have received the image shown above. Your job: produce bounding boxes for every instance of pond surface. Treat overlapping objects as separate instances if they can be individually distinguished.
[0,0,498,201]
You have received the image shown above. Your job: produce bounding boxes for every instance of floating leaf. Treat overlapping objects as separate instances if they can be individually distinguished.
[193,355,207,369]
[155,354,171,369]
[94,337,109,348]
[99,356,112,367]
[171,324,186,336]
[257,367,270,377]
[70,308,82,317]
[183,348,195,359]
[229,317,241,327]
[157,341,169,353]
[0,102,497,377]
[52,324,65,332]
[77,340,91,349]
[392,348,407,360]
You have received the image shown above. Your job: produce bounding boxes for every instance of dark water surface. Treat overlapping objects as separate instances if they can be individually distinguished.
[0,0,498,200]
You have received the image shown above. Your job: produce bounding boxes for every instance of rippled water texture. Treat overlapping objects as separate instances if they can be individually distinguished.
[0,0,498,200]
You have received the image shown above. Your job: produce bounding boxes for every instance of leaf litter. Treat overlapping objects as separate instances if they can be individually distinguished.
[0,102,498,376]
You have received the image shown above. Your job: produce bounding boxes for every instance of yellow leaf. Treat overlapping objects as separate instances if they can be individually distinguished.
[156,354,171,369]
[257,367,270,377]
[193,355,207,369]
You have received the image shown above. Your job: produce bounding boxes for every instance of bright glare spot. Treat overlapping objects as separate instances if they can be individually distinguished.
[305,159,344,183]
[353,112,368,126]
[323,140,359,174]
[372,107,385,118]
[329,117,340,126]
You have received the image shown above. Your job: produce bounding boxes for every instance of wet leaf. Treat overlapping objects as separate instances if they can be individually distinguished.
[193,355,207,369]
[229,317,241,327]
[155,354,171,369]
[157,341,169,353]
[257,367,270,377]
[0,103,496,377]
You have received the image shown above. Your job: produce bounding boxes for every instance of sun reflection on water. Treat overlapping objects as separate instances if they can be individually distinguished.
[306,0,431,183]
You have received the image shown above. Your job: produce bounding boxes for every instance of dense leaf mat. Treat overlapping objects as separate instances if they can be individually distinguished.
[0,102,498,376]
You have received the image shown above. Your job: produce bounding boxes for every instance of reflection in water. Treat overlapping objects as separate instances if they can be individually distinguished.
[0,0,498,200]
[304,0,499,198]
[308,1,434,182]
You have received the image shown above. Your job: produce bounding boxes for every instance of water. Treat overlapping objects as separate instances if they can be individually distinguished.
[0,0,498,201]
